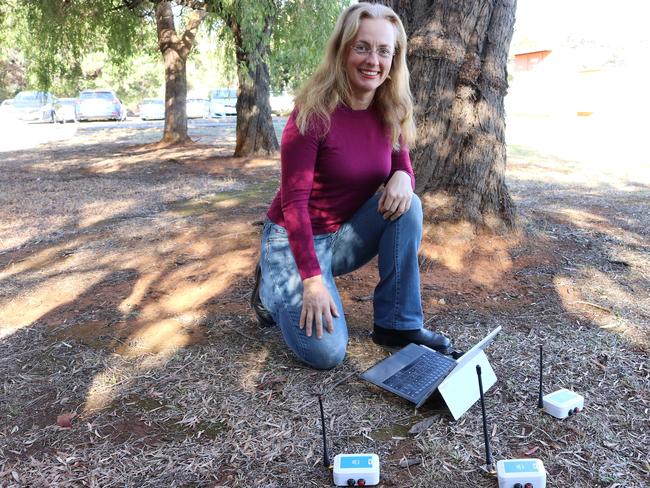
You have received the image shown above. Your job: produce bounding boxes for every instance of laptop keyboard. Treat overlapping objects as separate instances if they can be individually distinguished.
[383,351,456,399]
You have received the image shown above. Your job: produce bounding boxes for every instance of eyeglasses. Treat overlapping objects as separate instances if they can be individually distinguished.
[351,43,395,59]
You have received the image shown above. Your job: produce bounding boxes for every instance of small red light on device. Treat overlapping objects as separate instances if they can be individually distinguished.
[357,479,366,486]
[524,483,533,488]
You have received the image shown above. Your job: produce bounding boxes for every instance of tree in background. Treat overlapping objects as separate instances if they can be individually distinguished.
[6,0,347,152]
[210,0,348,156]
[12,0,210,144]
[154,1,207,144]
[212,1,279,156]
[385,0,518,228]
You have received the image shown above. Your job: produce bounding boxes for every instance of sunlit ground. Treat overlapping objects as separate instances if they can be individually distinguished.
[506,113,649,181]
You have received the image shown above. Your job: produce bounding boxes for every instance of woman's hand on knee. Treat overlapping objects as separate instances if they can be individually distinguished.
[300,275,340,339]
[379,171,413,220]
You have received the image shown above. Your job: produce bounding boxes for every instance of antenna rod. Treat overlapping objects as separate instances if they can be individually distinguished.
[476,365,494,470]
[317,394,332,468]
[538,345,544,409]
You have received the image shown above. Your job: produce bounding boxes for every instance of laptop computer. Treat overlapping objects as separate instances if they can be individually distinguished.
[361,326,501,408]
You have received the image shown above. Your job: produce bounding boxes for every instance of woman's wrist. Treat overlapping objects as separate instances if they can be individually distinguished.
[303,274,323,287]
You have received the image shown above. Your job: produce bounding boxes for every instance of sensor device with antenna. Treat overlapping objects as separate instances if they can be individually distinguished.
[317,395,380,487]
[476,365,547,488]
[538,345,584,419]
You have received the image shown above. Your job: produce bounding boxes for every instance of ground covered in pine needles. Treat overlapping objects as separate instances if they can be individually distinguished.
[0,120,648,487]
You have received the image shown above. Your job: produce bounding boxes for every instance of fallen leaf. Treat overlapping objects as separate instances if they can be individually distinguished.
[352,295,373,302]
[399,457,422,468]
[56,412,74,428]
[591,358,607,370]
[525,446,540,456]
[408,415,440,435]
[256,375,288,391]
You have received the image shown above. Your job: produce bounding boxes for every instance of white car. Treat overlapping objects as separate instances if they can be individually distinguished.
[209,87,237,116]
[0,99,16,117]
[270,91,294,115]
[186,98,209,118]
[139,98,165,120]
[12,91,56,122]
[54,98,78,123]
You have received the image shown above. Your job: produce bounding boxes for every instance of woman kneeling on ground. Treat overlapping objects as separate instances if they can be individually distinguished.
[251,2,454,369]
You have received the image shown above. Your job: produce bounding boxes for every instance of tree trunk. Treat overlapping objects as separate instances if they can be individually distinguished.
[154,1,206,145]
[230,14,279,157]
[390,0,517,228]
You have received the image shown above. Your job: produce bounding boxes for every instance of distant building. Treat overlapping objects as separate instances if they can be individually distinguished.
[507,45,640,117]
[514,50,552,71]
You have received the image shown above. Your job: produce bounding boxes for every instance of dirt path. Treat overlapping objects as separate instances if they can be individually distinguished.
[0,121,648,487]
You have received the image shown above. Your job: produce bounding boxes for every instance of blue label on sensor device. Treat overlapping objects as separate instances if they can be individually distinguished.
[503,460,539,473]
[547,390,576,404]
[340,455,373,469]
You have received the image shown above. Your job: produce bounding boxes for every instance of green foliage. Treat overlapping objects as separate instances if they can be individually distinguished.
[0,2,28,99]
[1,0,351,103]
[270,0,350,92]
[14,0,154,91]
[204,0,350,92]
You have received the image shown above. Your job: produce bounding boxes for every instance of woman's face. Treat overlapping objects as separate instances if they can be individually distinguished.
[345,18,396,103]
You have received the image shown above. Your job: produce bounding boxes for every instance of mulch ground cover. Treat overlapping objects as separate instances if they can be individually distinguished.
[0,122,648,487]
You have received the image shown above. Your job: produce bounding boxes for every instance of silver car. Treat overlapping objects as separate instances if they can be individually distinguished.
[139,98,165,120]
[12,91,56,122]
[76,89,126,121]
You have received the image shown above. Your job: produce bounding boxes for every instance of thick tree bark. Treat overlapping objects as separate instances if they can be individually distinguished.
[229,13,279,157]
[154,1,206,145]
[389,0,517,228]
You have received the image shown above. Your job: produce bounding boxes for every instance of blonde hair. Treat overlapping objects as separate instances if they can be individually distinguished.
[294,2,416,148]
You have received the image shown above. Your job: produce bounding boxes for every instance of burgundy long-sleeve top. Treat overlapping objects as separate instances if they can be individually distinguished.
[266,103,415,280]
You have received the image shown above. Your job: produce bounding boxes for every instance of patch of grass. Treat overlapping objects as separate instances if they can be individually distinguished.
[193,419,228,439]
[132,396,164,411]
[371,422,410,441]
[169,180,278,216]
[6,405,20,417]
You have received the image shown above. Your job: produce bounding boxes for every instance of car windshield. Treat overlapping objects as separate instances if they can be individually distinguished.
[210,88,236,99]
[80,91,115,100]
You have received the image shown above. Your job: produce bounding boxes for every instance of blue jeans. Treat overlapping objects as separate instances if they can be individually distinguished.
[259,193,424,369]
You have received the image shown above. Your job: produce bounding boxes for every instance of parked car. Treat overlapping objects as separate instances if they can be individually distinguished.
[76,89,127,121]
[270,91,294,115]
[12,91,56,122]
[186,98,209,119]
[209,87,237,116]
[139,98,165,120]
[0,98,16,117]
[54,98,78,123]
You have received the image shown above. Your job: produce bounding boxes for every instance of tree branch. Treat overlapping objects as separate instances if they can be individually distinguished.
[180,7,207,57]
[154,1,181,52]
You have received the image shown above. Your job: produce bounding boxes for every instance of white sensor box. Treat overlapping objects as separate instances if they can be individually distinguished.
[496,458,546,488]
[543,388,584,420]
[333,453,380,486]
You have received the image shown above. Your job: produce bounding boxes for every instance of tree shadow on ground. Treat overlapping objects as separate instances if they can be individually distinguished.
[0,134,648,486]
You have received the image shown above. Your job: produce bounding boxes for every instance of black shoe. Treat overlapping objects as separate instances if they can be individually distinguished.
[251,263,276,327]
[371,324,453,354]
